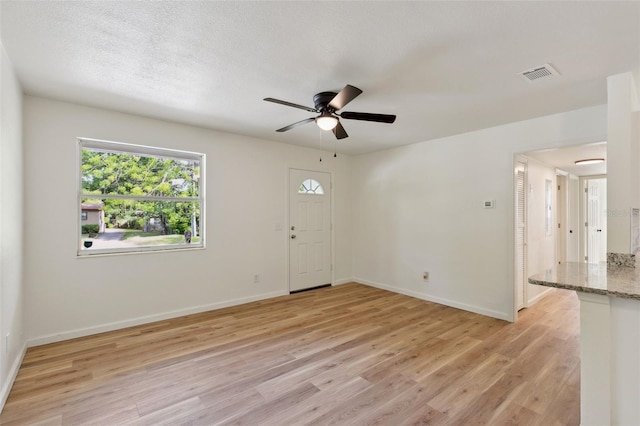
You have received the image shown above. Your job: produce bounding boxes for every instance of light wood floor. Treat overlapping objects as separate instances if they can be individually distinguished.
[1,283,580,425]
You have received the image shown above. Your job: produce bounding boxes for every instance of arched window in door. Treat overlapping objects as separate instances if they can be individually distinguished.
[298,179,324,195]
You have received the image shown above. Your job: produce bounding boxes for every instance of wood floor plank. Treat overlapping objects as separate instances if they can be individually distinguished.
[488,402,542,426]
[308,338,409,390]
[356,383,443,426]
[219,382,320,425]
[427,352,513,416]
[398,403,447,426]
[401,335,482,381]
[538,361,581,425]
[513,352,580,415]
[64,403,140,426]
[135,396,205,426]
[270,377,372,425]
[0,283,580,425]
[304,373,418,425]
[444,373,528,425]
[198,387,265,423]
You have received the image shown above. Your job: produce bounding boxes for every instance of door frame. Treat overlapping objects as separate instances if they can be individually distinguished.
[286,167,334,293]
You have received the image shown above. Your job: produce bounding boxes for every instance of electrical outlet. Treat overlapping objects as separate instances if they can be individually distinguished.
[423,272,429,281]
[253,274,260,284]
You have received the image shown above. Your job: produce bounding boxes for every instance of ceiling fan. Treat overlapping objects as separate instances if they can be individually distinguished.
[264,84,396,140]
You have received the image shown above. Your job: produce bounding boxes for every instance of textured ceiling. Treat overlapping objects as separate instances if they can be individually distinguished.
[1,1,639,155]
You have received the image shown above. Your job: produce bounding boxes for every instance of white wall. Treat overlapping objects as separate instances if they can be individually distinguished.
[0,44,25,407]
[524,157,556,303]
[23,96,352,344]
[351,105,607,321]
[607,72,640,254]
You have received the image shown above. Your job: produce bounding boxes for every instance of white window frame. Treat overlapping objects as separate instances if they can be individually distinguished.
[77,137,205,256]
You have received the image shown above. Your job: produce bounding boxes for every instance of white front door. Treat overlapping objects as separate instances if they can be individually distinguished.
[289,169,331,292]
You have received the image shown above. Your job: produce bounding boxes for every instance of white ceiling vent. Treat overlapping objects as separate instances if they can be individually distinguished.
[518,63,560,83]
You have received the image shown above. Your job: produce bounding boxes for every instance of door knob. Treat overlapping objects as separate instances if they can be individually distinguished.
[291,234,296,239]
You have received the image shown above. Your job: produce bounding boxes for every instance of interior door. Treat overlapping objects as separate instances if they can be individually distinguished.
[289,169,331,292]
[585,177,607,263]
[556,174,567,265]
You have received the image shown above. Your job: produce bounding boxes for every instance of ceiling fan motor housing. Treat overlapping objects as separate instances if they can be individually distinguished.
[313,92,338,112]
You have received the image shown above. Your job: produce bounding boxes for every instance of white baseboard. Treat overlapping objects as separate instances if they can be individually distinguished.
[354,277,511,321]
[28,290,288,347]
[333,278,355,286]
[527,287,555,307]
[27,278,516,347]
[0,342,27,413]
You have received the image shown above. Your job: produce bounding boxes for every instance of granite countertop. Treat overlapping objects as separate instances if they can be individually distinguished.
[528,262,640,300]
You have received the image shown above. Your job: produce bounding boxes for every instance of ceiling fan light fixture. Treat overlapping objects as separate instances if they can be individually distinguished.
[575,158,605,165]
[316,111,338,131]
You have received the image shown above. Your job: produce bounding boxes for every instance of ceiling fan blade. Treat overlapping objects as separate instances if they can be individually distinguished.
[328,85,363,111]
[340,111,396,124]
[264,98,317,113]
[332,121,349,139]
[276,117,315,132]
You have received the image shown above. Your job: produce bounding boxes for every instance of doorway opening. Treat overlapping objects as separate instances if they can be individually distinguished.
[514,141,606,319]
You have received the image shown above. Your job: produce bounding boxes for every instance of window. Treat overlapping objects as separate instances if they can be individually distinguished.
[78,138,204,255]
[298,179,324,195]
